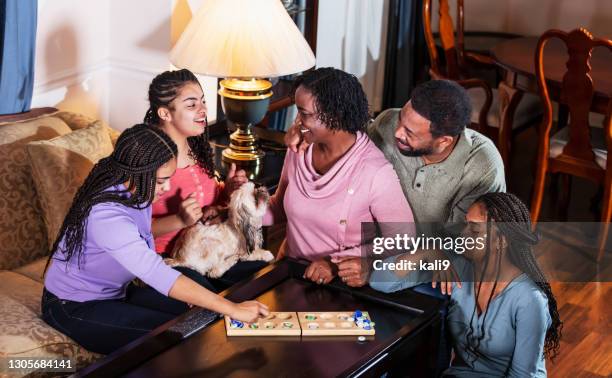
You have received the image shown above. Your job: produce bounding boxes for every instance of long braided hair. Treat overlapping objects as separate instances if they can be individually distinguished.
[465,192,562,361]
[47,124,178,268]
[143,69,215,177]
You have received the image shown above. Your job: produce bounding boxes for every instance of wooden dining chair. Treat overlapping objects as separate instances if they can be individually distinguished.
[530,28,612,262]
[422,0,541,167]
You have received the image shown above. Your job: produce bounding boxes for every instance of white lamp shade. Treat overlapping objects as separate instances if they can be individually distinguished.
[170,0,316,78]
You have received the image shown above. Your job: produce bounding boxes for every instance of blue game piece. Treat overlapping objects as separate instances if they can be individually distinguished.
[230,319,244,328]
[354,310,363,318]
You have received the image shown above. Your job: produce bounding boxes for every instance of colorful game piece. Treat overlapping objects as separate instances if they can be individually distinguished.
[229,319,243,329]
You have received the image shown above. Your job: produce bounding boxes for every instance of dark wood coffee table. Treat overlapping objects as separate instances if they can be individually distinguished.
[77,259,445,377]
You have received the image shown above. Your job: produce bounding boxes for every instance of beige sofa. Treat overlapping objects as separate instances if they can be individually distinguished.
[0,110,120,376]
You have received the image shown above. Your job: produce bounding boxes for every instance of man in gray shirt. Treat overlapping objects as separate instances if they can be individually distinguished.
[367,79,505,224]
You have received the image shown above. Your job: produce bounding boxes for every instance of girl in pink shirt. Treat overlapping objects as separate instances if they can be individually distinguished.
[144,69,267,289]
[264,68,414,287]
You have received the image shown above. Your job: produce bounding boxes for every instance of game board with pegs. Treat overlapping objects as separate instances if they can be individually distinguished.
[298,311,375,336]
[225,312,301,336]
[225,311,375,337]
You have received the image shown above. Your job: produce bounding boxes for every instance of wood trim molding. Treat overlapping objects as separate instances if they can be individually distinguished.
[0,107,59,123]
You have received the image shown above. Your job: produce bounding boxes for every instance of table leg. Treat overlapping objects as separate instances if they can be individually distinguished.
[498,81,524,170]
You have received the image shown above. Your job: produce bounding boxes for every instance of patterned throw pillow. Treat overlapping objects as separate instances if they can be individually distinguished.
[0,116,72,270]
[26,121,114,247]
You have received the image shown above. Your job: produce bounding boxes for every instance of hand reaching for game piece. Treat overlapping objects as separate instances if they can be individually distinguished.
[336,257,370,287]
[303,259,335,285]
[230,301,270,323]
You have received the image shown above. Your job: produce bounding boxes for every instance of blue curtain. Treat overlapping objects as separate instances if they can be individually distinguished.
[382,0,427,109]
[0,0,38,115]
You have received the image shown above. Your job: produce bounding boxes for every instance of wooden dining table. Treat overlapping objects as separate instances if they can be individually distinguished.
[489,36,612,163]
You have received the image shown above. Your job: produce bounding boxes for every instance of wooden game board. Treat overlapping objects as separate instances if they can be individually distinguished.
[225,311,375,337]
[298,311,375,336]
[224,312,301,336]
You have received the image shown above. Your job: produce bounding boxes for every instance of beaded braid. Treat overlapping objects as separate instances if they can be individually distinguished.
[144,69,215,178]
[468,192,562,360]
[46,124,178,269]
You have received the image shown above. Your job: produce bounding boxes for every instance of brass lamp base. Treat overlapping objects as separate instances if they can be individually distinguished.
[219,78,273,165]
[222,127,265,164]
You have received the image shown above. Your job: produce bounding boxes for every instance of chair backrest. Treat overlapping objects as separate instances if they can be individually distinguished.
[535,28,612,170]
[423,0,466,80]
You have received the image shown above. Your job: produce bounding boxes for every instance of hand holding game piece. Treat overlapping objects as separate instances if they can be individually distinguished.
[303,258,335,285]
[336,257,370,287]
[230,301,269,323]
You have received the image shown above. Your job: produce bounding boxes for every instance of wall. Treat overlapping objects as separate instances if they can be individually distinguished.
[32,0,110,122]
[32,0,218,131]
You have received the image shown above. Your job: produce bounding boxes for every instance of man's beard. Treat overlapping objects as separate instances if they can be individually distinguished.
[396,140,434,157]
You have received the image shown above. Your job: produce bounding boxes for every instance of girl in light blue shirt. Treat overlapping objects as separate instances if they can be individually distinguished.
[370,192,562,377]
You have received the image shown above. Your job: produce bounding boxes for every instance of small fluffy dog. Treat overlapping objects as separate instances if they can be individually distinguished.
[166,182,274,278]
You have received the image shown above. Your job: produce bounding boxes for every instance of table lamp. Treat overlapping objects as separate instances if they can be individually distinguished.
[170,0,316,165]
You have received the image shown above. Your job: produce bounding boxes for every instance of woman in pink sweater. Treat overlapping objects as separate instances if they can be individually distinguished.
[264,68,414,287]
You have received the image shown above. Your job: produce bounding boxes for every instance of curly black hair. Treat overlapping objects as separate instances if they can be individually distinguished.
[410,79,472,138]
[291,67,370,133]
[46,124,178,269]
[144,69,215,178]
[466,192,562,361]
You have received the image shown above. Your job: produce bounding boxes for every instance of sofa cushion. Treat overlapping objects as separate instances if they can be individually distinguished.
[55,111,121,145]
[26,121,114,247]
[0,118,73,271]
[13,257,47,284]
[0,271,100,372]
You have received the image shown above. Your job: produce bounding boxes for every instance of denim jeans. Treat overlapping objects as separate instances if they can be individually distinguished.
[41,267,215,354]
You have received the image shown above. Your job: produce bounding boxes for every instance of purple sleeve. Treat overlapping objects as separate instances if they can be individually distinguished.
[88,205,181,296]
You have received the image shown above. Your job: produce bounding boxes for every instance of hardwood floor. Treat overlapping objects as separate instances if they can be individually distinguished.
[546,282,611,377]
[506,126,610,377]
